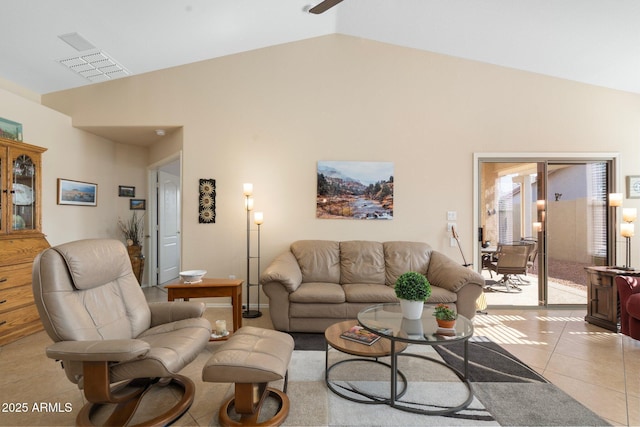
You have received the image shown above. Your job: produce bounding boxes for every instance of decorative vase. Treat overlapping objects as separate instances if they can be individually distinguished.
[127,245,145,285]
[436,319,456,329]
[399,299,424,319]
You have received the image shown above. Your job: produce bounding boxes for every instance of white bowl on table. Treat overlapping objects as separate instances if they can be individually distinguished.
[179,270,207,283]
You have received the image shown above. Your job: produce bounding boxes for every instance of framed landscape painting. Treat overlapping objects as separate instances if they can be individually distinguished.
[130,199,146,210]
[57,179,97,206]
[316,161,394,220]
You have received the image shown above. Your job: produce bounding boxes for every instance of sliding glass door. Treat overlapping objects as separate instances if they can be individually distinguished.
[477,156,615,308]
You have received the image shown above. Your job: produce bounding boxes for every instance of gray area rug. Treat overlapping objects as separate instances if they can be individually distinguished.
[277,334,610,426]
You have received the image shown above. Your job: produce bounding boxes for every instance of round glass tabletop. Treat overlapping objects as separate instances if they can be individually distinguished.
[357,303,473,344]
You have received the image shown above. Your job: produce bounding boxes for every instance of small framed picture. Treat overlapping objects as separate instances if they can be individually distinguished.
[118,185,135,197]
[57,178,97,206]
[130,199,146,210]
[627,176,640,199]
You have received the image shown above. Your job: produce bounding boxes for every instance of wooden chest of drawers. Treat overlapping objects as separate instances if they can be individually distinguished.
[0,236,50,346]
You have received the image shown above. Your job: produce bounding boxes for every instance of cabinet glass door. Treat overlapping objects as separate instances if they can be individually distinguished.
[0,152,3,232]
[11,154,36,232]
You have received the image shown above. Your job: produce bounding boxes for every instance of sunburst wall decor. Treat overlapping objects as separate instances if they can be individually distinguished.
[199,178,216,223]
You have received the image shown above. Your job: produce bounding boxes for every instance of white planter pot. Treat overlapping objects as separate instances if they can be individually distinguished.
[399,299,424,319]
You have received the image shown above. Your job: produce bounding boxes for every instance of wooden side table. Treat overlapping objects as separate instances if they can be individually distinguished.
[165,278,243,336]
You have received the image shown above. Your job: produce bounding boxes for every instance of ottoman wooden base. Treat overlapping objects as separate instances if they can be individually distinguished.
[218,384,290,427]
[203,327,294,427]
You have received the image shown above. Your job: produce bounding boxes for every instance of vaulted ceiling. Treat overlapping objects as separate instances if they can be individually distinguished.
[2,0,639,97]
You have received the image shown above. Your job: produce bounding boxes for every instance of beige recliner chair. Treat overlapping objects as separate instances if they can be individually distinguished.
[32,238,211,426]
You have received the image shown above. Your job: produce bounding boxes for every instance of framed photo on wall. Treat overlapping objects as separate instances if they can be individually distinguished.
[57,179,97,206]
[118,185,135,197]
[130,199,146,210]
[627,176,640,199]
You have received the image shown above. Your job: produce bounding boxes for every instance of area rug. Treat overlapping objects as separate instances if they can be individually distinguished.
[278,334,609,426]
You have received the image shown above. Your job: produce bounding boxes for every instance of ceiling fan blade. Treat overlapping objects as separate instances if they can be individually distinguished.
[308,0,344,14]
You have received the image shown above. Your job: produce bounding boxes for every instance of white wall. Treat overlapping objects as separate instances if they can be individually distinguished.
[0,82,149,281]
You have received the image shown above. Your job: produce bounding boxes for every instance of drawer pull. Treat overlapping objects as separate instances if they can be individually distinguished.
[0,321,6,327]
[0,277,7,283]
[0,300,6,304]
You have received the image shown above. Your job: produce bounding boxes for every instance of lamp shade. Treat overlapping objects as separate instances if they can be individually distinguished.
[245,196,254,211]
[609,193,623,207]
[243,183,253,196]
[254,211,263,225]
[623,208,637,223]
[621,223,635,238]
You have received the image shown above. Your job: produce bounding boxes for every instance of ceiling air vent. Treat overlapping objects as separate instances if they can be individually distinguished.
[58,51,130,83]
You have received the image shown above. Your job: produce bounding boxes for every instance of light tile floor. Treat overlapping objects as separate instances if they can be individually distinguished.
[0,286,637,426]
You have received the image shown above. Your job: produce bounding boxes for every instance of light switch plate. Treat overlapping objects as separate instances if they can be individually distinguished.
[447,211,457,221]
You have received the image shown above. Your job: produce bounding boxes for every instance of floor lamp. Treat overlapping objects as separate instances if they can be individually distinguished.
[609,193,623,269]
[243,183,262,318]
[621,208,636,271]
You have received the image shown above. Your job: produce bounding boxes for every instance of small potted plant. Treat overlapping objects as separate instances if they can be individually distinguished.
[395,271,431,319]
[433,303,457,328]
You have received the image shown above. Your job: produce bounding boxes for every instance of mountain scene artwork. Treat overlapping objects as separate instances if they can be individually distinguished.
[317,160,394,220]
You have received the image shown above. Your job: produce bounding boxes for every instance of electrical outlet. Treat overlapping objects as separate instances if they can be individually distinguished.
[229,274,236,279]
[450,237,457,247]
[447,222,455,232]
[447,211,457,221]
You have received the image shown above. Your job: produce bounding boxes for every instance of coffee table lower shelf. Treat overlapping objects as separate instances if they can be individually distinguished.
[324,315,474,416]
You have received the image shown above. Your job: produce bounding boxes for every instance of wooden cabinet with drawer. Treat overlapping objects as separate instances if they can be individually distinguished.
[0,236,50,345]
[585,266,640,332]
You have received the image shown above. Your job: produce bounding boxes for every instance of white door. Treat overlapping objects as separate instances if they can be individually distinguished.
[158,170,181,284]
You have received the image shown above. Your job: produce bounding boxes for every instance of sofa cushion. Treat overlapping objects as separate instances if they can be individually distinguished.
[383,241,432,286]
[288,282,345,304]
[340,241,386,285]
[342,283,397,303]
[425,286,457,304]
[291,240,340,284]
[290,303,347,319]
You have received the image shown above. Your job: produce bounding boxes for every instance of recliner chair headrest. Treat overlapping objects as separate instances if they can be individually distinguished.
[53,238,133,290]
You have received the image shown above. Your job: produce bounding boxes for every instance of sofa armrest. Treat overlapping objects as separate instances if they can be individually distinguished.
[260,251,303,292]
[427,251,484,293]
[149,301,206,327]
[46,339,150,362]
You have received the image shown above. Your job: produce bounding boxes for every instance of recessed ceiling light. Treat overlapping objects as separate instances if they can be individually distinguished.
[155,129,166,136]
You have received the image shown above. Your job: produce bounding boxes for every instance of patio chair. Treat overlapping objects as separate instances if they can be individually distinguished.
[487,243,531,292]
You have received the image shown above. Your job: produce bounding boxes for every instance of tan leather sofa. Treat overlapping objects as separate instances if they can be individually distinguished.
[260,240,484,333]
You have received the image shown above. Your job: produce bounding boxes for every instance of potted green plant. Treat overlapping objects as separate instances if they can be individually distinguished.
[394,271,431,319]
[118,212,145,284]
[433,303,457,328]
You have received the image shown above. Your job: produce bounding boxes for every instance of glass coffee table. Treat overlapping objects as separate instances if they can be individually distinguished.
[357,303,474,415]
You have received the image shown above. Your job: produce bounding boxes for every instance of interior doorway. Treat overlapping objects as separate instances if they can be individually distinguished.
[148,156,182,287]
[475,154,617,308]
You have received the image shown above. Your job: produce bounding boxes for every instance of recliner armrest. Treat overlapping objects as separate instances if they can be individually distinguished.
[149,301,206,327]
[46,339,150,362]
[260,251,303,292]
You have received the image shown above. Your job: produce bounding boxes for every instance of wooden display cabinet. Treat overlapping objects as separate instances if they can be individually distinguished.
[0,137,49,346]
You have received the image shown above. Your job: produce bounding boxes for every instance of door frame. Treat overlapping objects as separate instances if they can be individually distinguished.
[147,151,183,287]
[473,152,620,307]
